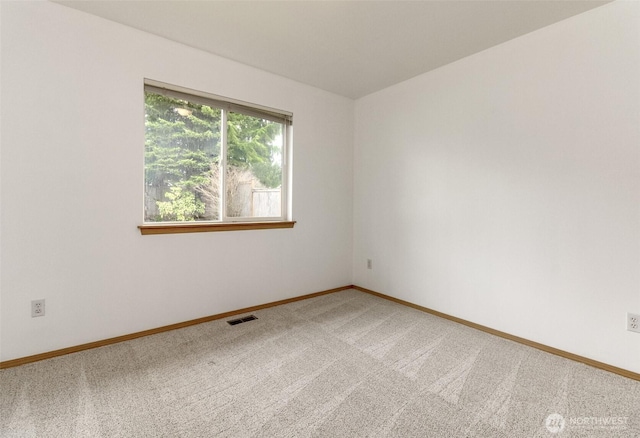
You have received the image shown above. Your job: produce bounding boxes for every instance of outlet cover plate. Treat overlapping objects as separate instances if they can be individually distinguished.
[31,299,45,317]
[628,313,640,333]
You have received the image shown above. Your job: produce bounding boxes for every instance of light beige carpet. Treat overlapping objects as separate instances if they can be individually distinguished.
[1,289,639,437]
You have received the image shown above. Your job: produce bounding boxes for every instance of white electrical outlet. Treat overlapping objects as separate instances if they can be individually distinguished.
[627,313,640,333]
[31,299,45,317]
[367,259,372,270]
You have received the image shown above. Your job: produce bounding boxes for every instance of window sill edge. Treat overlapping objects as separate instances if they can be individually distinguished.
[138,221,296,235]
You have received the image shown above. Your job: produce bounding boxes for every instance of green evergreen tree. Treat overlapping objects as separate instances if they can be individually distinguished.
[144,92,283,221]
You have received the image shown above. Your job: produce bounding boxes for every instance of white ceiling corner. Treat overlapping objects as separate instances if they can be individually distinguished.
[51,0,611,99]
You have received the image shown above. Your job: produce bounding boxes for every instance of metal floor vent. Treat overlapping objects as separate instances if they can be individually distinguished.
[227,315,258,326]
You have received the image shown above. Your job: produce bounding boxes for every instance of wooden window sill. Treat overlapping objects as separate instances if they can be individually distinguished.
[138,221,296,235]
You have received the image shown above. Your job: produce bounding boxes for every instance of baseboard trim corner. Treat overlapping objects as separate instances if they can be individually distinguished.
[0,285,352,369]
[4,284,638,381]
[352,285,640,382]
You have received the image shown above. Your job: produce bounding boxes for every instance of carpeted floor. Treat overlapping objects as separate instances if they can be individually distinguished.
[1,289,639,437]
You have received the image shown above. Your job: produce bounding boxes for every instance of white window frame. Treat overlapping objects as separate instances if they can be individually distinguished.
[143,79,293,226]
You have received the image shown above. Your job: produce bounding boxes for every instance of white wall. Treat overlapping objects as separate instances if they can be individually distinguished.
[353,1,640,373]
[0,1,353,361]
[2,1,638,375]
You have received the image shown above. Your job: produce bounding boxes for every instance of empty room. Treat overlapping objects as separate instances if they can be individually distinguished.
[1,0,639,436]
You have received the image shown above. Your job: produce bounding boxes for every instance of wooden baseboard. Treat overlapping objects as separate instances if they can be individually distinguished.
[352,285,640,382]
[3,284,639,382]
[0,285,351,369]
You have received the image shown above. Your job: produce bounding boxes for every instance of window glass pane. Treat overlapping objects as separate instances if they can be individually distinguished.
[144,91,221,222]
[226,112,283,218]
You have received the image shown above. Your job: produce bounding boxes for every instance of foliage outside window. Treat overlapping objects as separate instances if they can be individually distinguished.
[144,83,291,224]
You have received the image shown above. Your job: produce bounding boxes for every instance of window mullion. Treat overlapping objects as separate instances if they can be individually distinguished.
[220,109,228,222]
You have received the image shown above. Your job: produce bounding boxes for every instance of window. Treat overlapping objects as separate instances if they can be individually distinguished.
[141,81,293,234]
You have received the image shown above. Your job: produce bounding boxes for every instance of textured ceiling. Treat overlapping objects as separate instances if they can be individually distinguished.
[53,1,611,99]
